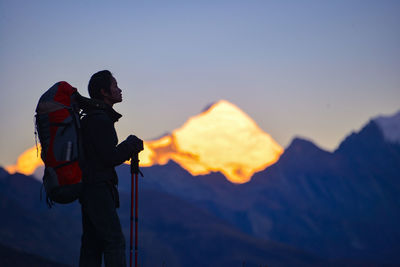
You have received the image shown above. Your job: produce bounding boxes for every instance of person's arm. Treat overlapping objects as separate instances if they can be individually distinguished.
[86,114,140,167]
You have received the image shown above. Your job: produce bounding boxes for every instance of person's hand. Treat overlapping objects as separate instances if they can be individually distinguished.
[126,135,144,153]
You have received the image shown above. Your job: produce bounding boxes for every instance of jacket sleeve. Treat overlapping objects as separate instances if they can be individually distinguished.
[86,114,133,167]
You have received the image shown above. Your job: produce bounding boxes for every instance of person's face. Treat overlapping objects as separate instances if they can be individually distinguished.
[102,76,122,105]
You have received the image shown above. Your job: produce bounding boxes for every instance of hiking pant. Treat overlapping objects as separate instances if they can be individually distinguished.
[79,183,126,267]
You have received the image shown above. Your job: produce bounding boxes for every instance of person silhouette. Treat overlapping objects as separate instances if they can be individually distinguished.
[79,70,143,267]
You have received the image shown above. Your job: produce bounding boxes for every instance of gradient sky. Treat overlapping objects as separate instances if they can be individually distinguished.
[1,0,399,166]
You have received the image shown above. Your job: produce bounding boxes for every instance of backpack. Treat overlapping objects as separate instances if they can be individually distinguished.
[35,81,84,206]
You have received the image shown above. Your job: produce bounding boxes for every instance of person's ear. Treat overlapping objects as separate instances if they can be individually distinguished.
[100,89,109,97]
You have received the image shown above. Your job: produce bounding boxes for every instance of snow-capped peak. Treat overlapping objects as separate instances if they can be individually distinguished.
[374,110,400,144]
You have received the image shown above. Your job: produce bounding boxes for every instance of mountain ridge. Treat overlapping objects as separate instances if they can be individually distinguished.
[115,113,400,264]
[0,109,399,264]
[5,105,400,185]
[6,100,283,184]
[0,168,332,266]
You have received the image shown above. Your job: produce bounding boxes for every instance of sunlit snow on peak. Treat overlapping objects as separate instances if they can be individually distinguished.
[140,100,283,183]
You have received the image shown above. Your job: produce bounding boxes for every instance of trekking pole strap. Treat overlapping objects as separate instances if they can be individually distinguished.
[130,153,144,177]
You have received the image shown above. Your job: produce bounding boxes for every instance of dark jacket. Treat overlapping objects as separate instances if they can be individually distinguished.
[81,104,133,185]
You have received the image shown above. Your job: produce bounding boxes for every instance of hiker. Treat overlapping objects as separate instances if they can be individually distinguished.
[79,70,143,267]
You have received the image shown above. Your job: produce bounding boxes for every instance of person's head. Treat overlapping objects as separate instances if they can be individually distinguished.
[88,70,122,106]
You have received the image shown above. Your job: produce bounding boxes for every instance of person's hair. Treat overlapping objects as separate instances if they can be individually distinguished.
[88,70,113,100]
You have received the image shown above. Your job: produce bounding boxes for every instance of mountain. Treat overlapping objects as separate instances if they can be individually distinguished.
[0,170,82,265]
[3,103,400,264]
[117,188,327,267]
[4,146,43,177]
[375,110,400,144]
[0,167,331,267]
[114,111,400,264]
[140,100,283,183]
[0,242,70,267]
[6,100,283,184]
[240,116,400,263]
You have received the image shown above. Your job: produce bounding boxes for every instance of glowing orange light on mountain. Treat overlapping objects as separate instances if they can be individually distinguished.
[139,100,283,183]
[7,100,283,184]
[6,146,43,176]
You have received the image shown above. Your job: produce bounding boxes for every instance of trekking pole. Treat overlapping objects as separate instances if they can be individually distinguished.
[130,153,143,267]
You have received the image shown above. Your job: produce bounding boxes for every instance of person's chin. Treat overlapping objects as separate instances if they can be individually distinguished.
[111,98,122,104]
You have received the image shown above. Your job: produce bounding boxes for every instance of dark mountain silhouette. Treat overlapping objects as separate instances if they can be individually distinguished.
[0,167,330,267]
[0,242,70,267]
[118,188,327,267]
[0,171,82,265]
[245,120,400,262]
[113,119,400,265]
[1,112,399,265]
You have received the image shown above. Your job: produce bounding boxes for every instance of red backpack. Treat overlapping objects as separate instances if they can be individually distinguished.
[35,81,84,206]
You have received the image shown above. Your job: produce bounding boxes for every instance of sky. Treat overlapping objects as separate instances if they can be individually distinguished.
[0,0,399,166]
